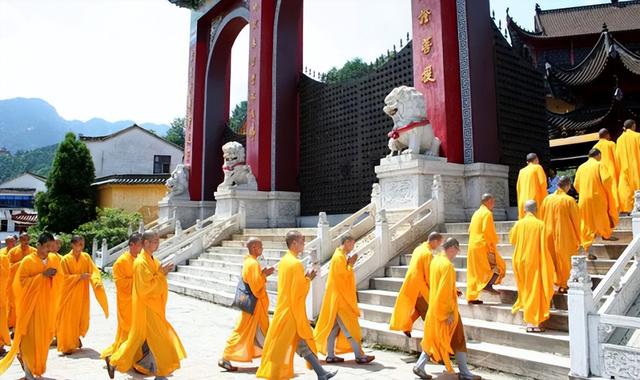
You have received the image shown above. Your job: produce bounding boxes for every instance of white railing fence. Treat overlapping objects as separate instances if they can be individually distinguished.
[569,201,640,379]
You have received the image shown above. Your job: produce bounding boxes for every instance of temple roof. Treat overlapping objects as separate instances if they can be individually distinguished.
[548,99,639,139]
[92,174,170,186]
[545,30,640,86]
[507,1,640,41]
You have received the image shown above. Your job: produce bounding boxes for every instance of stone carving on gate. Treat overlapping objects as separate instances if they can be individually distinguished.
[381,180,413,207]
[568,255,592,288]
[218,142,258,191]
[486,182,507,207]
[165,164,190,200]
[603,345,640,379]
[383,86,441,158]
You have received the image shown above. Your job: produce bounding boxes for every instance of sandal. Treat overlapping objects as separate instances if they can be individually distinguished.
[325,356,345,363]
[105,357,116,379]
[468,300,484,305]
[526,327,545,333]
[217,359,238,372]
[355,355,375,364]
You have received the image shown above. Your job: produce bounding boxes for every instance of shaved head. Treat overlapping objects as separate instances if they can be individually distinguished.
[428,231,443,242]
[526,153,538,163]
[589,148,601,158]
[524,200,537,214]
[481,193,494,203]
[558,175,572,189]
[624,119,636,131]
[285,230,303,248]
[246,237,261,250]
[599,128,610,138]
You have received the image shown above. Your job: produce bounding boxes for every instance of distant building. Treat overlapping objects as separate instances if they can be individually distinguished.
[0,147,10,156]
[0,172,46,232]
[80,124,184,223]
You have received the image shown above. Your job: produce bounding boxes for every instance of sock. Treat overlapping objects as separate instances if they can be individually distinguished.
[304,352,327,377]
[347,336,365,359]
[416,351,429,370]
[456,352,473,376]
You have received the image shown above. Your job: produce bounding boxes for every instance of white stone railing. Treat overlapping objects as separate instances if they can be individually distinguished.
[305,175,444,318]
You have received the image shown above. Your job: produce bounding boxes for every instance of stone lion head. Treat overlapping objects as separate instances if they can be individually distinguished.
[383,86,427,128]
[222,141,246,166]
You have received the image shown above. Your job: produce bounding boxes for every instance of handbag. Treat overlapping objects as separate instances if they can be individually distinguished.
[232,279,257,314]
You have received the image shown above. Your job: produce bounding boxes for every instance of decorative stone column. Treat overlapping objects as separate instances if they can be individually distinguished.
[568,255,595,379]
[632,190,640,237]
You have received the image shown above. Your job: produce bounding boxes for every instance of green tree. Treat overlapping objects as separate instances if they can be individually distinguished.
[228,101,247,133]
[35,132,96,233]
[325,58,372,83]
[165,117,185,148]
[73,208,142,249]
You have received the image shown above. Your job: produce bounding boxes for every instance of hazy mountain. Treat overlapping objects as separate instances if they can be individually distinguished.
[0,98,171,152]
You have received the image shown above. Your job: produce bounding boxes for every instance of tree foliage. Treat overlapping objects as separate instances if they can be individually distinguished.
[323,56,390,84]
[164,117,185,148]
[228,101,247,133]
[35,132,96,233]
[73,208,142,249]
[0,144,57,183]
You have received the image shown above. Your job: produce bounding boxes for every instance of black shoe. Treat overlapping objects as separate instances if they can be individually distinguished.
[468,300,484,305]
[413,366,433,379]
[320,369,338,380]
[105,357,116,379]
[588,254,598,260]
[403,331,412,338]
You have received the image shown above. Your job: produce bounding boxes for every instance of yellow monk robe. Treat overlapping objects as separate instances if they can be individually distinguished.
[574,158,619,251]
[0,252,63,377]
[510,213,555,327]
[421,253,461,373]
[257,250,316,379]
[594,138,620,208]
[109,250,186,376]
[0,253,10,347]
[466,205,506,301]
[616,129,640,212]
[516,163,547,219]
[7,245,37,328]
[389,242,432,333]
[314,247,361,355]
[56,251,108,353]
[540,189,581,288]
[101,251,136,359]
[223,254,270,362]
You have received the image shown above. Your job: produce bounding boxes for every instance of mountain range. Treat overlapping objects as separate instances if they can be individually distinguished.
[0,98,171,152]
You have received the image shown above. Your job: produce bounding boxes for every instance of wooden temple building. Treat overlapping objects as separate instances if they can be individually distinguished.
[507,0,640,169]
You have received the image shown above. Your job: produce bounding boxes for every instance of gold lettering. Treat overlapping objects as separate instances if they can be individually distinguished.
[422,37,433,55]
[421,65,436,83]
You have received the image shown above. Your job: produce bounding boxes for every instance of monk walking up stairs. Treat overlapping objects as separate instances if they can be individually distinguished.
[593,128,620,208]
[516,153,547,219]
[615,119,640,214]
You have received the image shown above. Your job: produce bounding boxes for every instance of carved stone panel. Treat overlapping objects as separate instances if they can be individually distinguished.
[602,344,640,380]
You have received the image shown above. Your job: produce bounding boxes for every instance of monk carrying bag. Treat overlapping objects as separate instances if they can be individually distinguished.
[232,280,257,314]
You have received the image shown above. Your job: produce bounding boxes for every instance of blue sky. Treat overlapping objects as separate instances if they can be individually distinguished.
[0,0,607,125]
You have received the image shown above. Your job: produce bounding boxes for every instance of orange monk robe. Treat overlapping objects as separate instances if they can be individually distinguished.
[421,253,460,373]
[616,129,640,212]
[516,163,547,219]
[56,251,109,353]
[466,205,506,301]
[101,251,136,359]
[314,247,361,355]
[223,254,270,362]
[257,250,316,379]
[7,245,37,327]
[510,213,555,327]
[109,250,186,377]
[0,254,10,347]
[389,242,432,333]
[0,252,63,377]
[540,189,581,288]
[574,158,619,251]
[594,138,620,208]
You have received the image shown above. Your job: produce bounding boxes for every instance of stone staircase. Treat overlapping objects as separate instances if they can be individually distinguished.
[167,228,317,307]
[357,216,633,380]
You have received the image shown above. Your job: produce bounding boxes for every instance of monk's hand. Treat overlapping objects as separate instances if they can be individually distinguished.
[262,266,275,277]
[447,313,454,325]
[43,268,57,278]
[80,273,90,280]
[456,289,463,297]
[161,262,175,275]
[347,253,358,265]
[305,268,317,281]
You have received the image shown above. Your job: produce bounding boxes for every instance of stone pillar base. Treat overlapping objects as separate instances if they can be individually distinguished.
[375,155,509,222]
[158,198,216,228]
[214,189,300,228]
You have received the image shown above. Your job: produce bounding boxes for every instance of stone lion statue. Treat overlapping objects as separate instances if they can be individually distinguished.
[165,164,189,199]
[219,141,257,190]
[383,86,441,157]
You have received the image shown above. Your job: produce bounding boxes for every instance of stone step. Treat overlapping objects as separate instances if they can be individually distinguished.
[359,299,568,332]
[168,279,278,310]
[443,216,632,233]
[451,255,619,274]
[443,229,632,245]
[174,265,279,291]
[190,256,281,268]
[243,228,317,235]
[167,275,278,305]
[221,240,288,249]
[359,319,570,380]
[201,248,287,260]
[231,233,315,242]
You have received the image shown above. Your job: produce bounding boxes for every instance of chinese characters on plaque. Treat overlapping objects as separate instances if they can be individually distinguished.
[417,8,436,85]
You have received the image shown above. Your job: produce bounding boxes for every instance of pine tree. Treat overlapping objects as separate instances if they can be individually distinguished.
[35,132,96,233]
[165,117,185,148]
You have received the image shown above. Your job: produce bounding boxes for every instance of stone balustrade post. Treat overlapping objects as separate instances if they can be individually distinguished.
[375,209,390,266]
[195,219,203,230]
[100,238,108,268]
[92,238,98,260]
[238,201,247,230]
[632,190,640,237]
[174,220,183,237]
[317,212,331,263]
[127,223,133,236]
[138,219,145,234]
[568,255,595,379]
[432,174,445,225]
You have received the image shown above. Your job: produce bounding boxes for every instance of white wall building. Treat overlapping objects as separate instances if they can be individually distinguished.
[0,172,46,234]
[80,125,183,178]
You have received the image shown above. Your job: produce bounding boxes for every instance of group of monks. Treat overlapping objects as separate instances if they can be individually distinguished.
[0,230,185,380]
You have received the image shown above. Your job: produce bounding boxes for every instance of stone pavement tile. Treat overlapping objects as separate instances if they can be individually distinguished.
[3,280,526,379]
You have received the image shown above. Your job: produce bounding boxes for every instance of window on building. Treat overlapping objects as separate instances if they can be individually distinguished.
[154,155,171,174]
[0,220,7,232]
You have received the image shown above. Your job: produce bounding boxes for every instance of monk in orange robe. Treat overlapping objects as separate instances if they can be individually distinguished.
[540,176,581,293]
[594,128,620,208]
[314,235,374,364]
[616,119,640,213]
[0,232,63,379]
[256,231,336,380]
[389,232,443,337]
[107,231,186,379]
[101,233,143,363]
[575,148,619,258]
[7,233,37,328]
[218,237,274,371]
[466,194,506,304]
[0,246,10,356]
[414,238,479,380]
[0,235,16,257]
[516,153,548,219]
[510,200,555,332]
[56,235,109,355]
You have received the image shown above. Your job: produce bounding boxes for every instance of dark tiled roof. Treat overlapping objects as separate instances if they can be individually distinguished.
[11,212,38,224]
[79,124,183,151]
[92,174,170,186]
[546,31,640,86]
[548,100,639,139]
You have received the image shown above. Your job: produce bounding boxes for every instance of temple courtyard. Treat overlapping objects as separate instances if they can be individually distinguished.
[1,281,523,380]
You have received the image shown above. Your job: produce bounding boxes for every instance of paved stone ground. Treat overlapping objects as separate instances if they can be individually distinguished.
[3,281,525,380]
